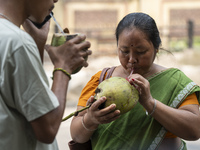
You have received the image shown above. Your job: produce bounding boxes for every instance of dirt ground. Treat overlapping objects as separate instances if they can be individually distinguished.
[43,49,200,150]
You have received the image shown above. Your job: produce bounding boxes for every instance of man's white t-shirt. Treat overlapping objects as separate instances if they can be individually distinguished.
[0,19,59,150]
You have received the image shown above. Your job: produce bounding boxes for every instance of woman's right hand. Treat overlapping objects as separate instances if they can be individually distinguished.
[45,34,92,74]
[70,96,120,143]
[83,96,121,130]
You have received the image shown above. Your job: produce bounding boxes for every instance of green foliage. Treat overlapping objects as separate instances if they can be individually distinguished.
[194,36,200,49]
[169,36,200,51]
[169,39,187,52]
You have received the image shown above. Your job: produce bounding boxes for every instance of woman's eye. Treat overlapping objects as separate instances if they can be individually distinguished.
[138,51,145,54]
[120,49,129,54]
[137,50,147,55]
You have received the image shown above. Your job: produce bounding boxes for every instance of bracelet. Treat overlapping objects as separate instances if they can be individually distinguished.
[52,68,71,80]
[82,114,97,131]
[146,99,157,116]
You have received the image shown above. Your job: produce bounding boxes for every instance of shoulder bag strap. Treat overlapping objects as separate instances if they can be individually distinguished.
[99,66,116,84]
[99,67,110,84]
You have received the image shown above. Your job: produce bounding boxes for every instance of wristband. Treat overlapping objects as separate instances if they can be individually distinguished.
[52,68,71,80]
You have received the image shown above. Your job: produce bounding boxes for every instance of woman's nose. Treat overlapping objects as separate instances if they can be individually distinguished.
[129,55,137,64]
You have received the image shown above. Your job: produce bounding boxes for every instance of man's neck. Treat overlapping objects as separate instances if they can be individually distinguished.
[0,0,27,27]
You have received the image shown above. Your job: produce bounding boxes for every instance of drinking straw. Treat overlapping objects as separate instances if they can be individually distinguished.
[50,12,65,34]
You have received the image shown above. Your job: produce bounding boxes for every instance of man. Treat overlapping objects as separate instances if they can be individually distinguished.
[0,0,92,149]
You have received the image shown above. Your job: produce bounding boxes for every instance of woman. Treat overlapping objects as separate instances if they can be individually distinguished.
[70,13,200,150]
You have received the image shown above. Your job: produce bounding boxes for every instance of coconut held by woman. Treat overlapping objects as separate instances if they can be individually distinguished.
[62,77,139,121]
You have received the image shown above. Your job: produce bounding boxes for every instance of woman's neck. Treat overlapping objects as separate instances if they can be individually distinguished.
[142,63,167,78]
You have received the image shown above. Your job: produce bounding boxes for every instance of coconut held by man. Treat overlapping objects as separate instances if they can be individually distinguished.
[51,31,88,74]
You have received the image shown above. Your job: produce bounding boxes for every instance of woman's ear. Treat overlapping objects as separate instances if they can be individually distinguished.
[156,49,159,53]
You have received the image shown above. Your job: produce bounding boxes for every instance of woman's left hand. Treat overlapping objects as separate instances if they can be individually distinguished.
[128,74,154,107]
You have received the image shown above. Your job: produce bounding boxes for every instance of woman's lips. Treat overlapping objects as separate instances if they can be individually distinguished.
[128,67,139,74]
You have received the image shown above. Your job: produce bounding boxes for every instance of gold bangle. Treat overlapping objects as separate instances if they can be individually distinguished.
[146,99,157,116]
[82,114,97,131]
[52,68,71,80]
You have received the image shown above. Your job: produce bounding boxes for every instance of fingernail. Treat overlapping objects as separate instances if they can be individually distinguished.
[102,96,106,100]
[132,79,135,81]
[111,104,116,107]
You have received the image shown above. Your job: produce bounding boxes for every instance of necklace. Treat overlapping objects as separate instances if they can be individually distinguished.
[0,13,11,22]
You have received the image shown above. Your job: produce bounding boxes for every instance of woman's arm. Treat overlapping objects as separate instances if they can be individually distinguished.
[153,102,200,140]
[70,96,120,143]
[129,74,200,141]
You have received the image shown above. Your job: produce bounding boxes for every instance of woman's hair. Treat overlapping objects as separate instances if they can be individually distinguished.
[115,12,161,50]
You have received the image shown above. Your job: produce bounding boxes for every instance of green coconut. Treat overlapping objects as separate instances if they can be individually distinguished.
[51,33,88,74]
[95,77,139,114]
[62,77,139,121]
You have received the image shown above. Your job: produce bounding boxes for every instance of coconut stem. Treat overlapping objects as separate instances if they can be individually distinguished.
[62,104,91,121]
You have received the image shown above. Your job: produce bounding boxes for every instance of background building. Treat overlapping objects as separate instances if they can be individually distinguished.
[48,0,200,55]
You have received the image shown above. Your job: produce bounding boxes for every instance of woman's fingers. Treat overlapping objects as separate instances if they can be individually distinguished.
[129,74,149,91]
[98,109,120,124]
[88,96,120,124]
[90,96,107,110]
[86,96,95,106]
